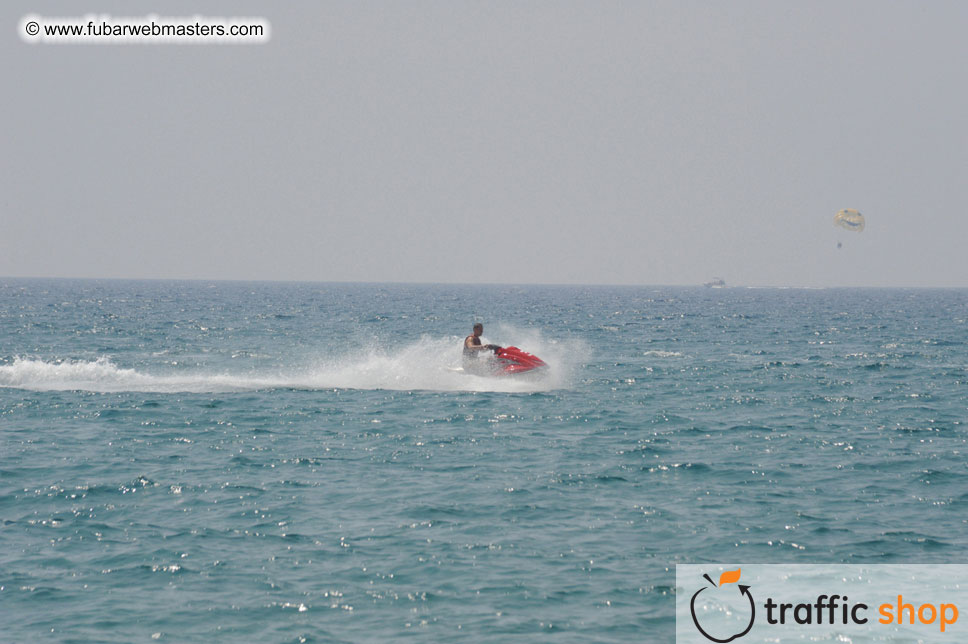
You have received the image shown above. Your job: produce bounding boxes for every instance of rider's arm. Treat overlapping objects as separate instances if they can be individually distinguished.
[465,337,499,352]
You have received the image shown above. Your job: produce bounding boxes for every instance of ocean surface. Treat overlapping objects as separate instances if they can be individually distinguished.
[1,279,966,643]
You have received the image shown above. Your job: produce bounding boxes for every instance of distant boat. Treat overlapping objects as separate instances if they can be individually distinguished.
[703,278,726,288]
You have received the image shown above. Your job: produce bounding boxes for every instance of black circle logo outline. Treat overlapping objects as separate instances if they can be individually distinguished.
[690,584,756,643]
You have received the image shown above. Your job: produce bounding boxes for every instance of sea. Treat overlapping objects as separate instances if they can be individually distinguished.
[1,279,966,643]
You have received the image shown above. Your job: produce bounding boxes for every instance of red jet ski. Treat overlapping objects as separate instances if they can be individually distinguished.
[494,346,547,375]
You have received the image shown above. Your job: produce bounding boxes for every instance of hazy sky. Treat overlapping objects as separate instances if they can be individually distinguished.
[3,1,966,287]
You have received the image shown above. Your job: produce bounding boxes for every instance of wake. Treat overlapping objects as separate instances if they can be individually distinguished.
[0,331,583,394]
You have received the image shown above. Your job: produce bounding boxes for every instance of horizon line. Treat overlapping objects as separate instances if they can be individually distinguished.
[2,275,966,290]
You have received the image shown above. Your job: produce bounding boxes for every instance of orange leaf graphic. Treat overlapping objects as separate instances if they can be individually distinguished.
[718,568,741,586]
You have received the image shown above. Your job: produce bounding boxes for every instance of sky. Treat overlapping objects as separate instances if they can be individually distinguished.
[3,1,966,287]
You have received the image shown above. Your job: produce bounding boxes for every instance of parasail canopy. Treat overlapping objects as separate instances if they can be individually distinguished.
[834,208,865,232]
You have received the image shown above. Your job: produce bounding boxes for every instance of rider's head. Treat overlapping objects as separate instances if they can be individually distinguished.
[473,323,483,335]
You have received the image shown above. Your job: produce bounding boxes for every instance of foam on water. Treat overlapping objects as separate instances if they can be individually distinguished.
[0,356,287,393]
[0,332,582,393]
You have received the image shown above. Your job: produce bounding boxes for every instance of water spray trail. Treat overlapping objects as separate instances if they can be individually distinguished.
[0,333,583,393]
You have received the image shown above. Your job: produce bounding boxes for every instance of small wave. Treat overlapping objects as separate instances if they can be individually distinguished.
[643,350,682,358]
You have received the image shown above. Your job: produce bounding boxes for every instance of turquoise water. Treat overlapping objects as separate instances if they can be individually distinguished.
[2,279,967,642]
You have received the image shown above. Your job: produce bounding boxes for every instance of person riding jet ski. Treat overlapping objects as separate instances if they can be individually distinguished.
[461,322,546,375]
[463,323,500,366]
